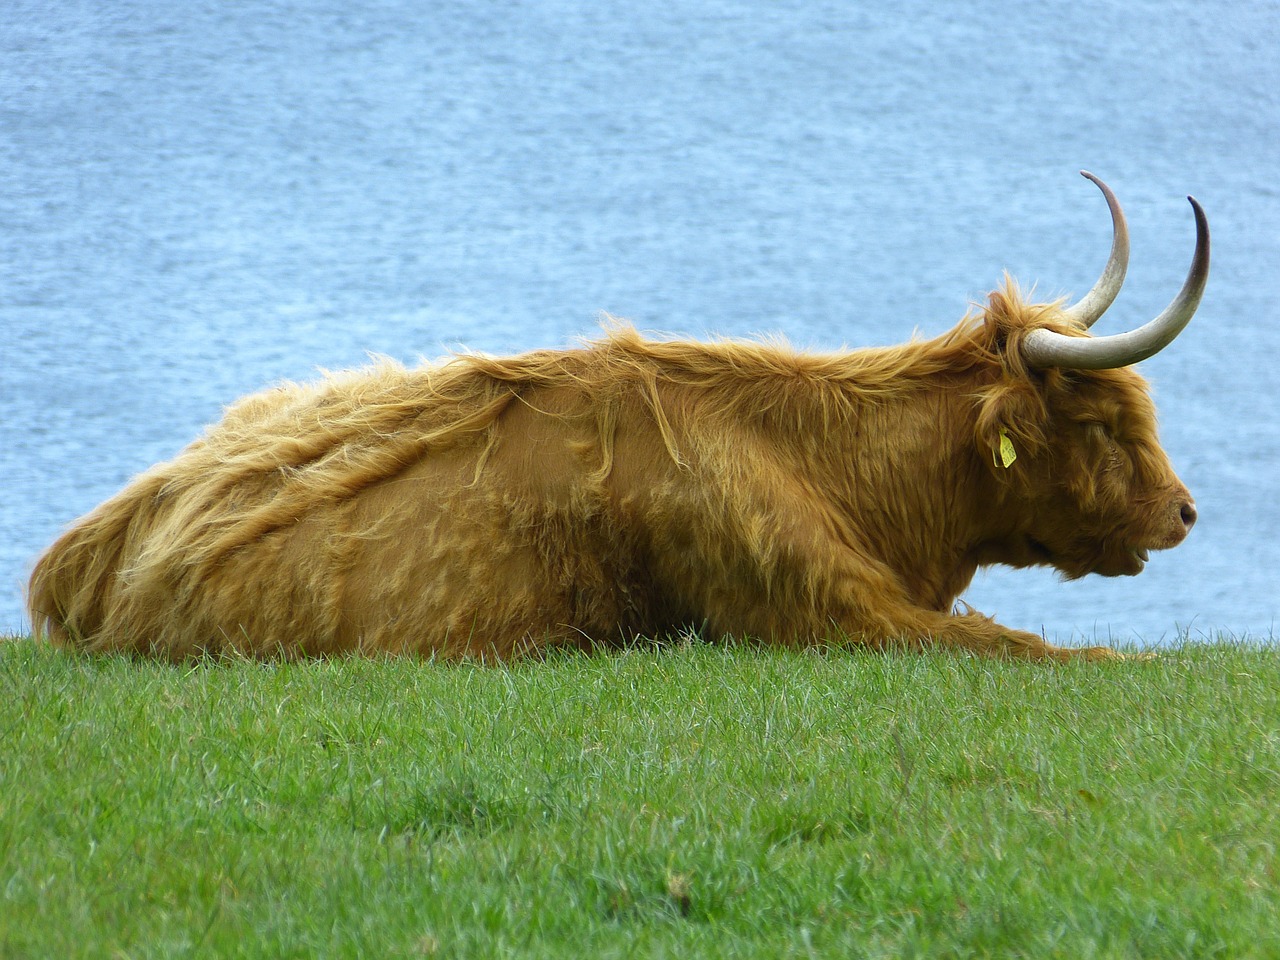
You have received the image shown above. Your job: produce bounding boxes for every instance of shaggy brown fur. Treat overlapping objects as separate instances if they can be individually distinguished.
[28,283,1195,661]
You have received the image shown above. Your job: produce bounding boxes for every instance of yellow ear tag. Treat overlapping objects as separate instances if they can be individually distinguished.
[995,428,1017,469]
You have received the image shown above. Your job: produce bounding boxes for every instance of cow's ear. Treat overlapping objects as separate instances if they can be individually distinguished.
[974,379,1048,475]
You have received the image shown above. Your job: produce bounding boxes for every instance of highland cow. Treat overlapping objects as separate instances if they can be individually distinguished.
[28,173,1208,662]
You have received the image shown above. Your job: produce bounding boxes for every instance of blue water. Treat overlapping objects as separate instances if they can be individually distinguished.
[3,0,1278,643]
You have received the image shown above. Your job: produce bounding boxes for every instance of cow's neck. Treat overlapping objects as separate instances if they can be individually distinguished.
[817,382,991,613]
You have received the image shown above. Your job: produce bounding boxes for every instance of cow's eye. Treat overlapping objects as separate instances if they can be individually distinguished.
[1083,422,1111,445]
[1082,423,1126,475]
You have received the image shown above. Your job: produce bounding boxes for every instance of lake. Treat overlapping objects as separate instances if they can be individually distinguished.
[2,0,1277,643]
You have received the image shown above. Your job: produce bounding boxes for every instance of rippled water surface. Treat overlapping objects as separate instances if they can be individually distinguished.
[3,0,1278,641]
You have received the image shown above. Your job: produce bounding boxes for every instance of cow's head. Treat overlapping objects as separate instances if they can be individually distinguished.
[971,172,1208,580]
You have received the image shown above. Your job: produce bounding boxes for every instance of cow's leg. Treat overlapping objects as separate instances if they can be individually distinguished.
[785,558,1128,661]
[839,604,1126,661]
[672,522,1126,661]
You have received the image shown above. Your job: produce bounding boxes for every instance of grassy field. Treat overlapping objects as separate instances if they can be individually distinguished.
[1,635,1277,959]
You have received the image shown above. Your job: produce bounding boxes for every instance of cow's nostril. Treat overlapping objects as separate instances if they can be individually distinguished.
[1180,500,1198,531]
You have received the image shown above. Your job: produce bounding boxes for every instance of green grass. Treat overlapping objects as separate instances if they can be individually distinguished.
[1,635,1277,959]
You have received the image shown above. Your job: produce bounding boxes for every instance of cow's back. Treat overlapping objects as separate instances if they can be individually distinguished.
[29,352,694,659]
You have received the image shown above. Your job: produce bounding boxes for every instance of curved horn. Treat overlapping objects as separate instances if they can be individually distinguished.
[1022,194,1209,370]
[1062,171,1130,329]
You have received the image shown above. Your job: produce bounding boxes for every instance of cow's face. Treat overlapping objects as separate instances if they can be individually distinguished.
[985,366,1196,580]
[961,172,1207,582]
